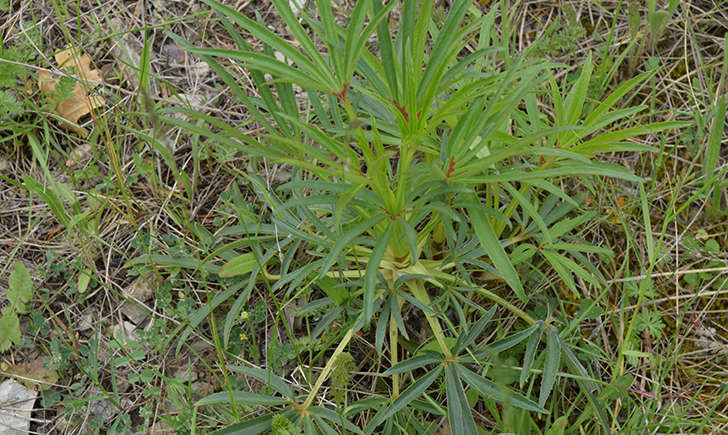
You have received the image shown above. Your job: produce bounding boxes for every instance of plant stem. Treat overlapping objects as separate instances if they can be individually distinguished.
[301,322,357,410]
[408,281,452,358]
[390,299,400,398]
[475,287,535,325]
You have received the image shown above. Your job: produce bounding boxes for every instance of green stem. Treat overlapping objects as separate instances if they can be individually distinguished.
[301,322,357,410]
[408,281,452,358]
[389,307,400,398]
[475,287,535,325]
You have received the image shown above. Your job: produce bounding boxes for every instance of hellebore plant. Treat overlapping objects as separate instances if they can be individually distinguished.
[157,0,688,432]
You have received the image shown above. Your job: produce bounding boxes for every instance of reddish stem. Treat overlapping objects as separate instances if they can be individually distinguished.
[445,156,456,179]
[333,83,349,101]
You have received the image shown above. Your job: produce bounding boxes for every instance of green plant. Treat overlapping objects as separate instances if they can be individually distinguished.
[0,262,35,352]
[146,0,691,432]
[625,0,680,77]
[531,5,586,58]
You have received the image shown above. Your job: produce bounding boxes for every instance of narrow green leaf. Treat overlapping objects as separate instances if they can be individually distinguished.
[317,276,349,306]
[396,217,419,265]
[313,416,338,435]
[454,364,547,413]
[502,182,552,244]
[269,0,336,83]
[372,0,397,99]
[419,0,470,96]
[546,242,612,256]
[196,391,288,407]
[541,250,577,296]
[383,352,443,376]
[343,0,368,81]
[539,326,561,407]
[364,223,393,322]
[210,414,274,435]
[520,321,544,386]
[205,0,330,85]
[565,53,593,125]
[126,254,220,274]
[365,366,443,431]
[555,334,609,433]
[335,183,366,227]
[304,416,316,434]
[705,95,725,205]
[309,406,363,434]
[319,214,386,278]
[454,306,496,355]
[467,199,525,301]
[545,416,569,435]
[390,296,410,340]
[219,252,258,278]
[489,323,540,353]
[445,366,477,435]
[227,365,294,399]
[583,71,653,127]
[571,121,691,155]
[375,298,390,354]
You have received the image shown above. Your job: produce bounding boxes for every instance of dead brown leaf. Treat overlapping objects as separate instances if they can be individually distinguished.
[6,357,59,386]
[38,47,105,130]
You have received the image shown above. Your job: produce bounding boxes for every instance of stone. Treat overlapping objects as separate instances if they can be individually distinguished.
[0,379,37,434]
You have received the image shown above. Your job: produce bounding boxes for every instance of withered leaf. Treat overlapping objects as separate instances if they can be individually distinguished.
[38,47,105,128]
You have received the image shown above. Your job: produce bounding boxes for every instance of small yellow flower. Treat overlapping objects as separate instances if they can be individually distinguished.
[239,333,248,341]
[241,311,249,320]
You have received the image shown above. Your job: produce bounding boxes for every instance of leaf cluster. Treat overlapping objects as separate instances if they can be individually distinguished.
[0,262,35,352]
